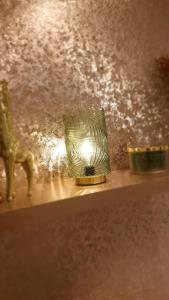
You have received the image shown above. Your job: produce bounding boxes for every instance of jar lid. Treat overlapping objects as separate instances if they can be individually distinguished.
[128,145,169,153]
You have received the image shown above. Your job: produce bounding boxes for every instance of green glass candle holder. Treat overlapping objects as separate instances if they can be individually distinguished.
[63,109,111,185]
[128,146,169,174]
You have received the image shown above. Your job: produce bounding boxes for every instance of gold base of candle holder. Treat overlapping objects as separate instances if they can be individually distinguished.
[75,175,106,186]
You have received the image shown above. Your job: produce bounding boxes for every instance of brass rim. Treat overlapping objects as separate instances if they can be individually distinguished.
[76,175,106,186]
[128,145,169,153]
[130,169,168,175]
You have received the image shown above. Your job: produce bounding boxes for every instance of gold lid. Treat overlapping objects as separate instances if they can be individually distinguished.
[128,145,169,153]
[76,175,106,186]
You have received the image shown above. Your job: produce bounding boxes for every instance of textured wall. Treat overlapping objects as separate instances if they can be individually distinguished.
[1,0,169,180]
[1,191,169,299]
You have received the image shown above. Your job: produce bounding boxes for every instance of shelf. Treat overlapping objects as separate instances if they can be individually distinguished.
[1,170,169,218]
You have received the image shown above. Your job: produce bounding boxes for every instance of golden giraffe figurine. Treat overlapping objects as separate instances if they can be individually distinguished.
[0,79,35,201]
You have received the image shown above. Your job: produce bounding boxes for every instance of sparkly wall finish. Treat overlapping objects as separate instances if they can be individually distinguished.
[1,0,169,179]
[1,191,169,299]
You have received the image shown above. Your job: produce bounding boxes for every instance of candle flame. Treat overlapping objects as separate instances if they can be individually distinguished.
[80,139,94,163]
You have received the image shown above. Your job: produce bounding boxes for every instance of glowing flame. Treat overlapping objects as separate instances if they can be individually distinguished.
[80,139,94,163]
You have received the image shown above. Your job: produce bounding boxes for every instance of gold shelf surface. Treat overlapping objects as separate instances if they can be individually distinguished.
[0,170,169,215]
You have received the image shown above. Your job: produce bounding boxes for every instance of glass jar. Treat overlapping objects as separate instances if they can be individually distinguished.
[128,146,169,174]
[63,109,111,185]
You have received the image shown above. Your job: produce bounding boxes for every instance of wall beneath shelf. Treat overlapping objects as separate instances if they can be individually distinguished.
[1,173,169,299]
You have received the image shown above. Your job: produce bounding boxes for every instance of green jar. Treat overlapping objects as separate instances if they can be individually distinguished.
[63,109,111,185]
[128,146,169,174]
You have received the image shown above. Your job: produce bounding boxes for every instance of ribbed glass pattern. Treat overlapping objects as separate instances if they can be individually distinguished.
[63,109,110,178]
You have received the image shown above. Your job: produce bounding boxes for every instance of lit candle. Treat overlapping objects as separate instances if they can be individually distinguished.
[63,109,111,185]
[80,139,96,176]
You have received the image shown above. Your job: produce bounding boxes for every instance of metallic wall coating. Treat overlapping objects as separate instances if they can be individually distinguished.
[1,190,169,299]
[1,0,169,181]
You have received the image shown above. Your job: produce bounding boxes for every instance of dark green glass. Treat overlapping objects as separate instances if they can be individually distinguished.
[128,147,169,174]
[63,109,110,178]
